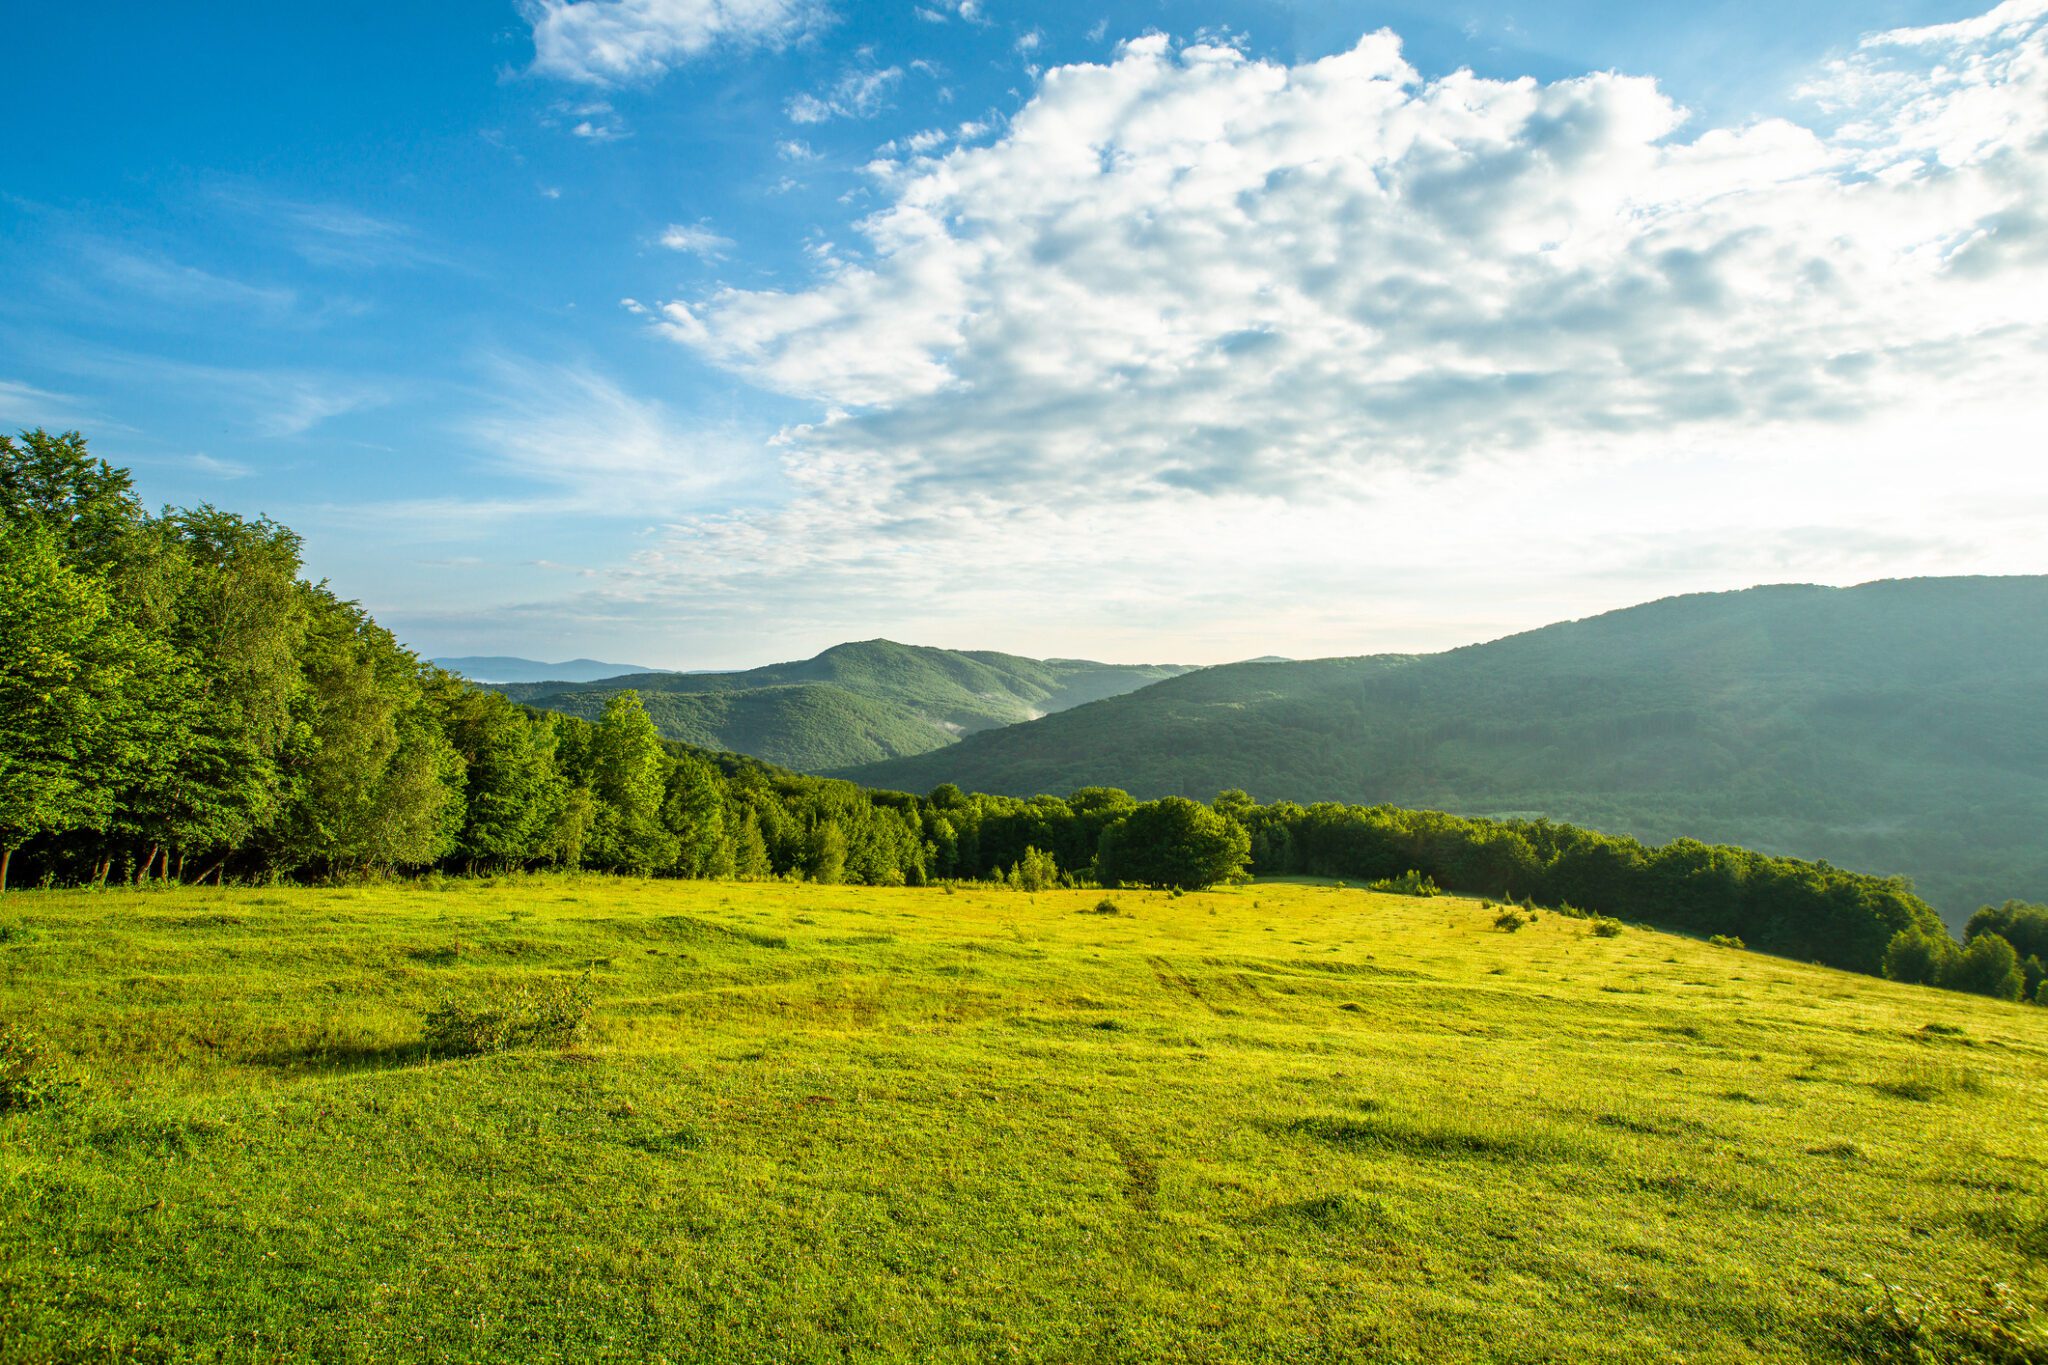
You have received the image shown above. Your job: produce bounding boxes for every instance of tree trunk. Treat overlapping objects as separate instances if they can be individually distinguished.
[93,858,110,887]
[174,850,185,882]
[191,855,227,887]
[137,845,158,886]
[1,847,11,894]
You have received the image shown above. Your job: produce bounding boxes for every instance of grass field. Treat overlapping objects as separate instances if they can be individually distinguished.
[3,877,2045,1363]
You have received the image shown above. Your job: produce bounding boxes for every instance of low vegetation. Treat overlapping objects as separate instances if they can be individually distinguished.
[1,877,2042,1361]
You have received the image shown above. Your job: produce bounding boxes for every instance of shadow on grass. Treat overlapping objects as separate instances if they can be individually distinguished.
[249,1038,430,1075]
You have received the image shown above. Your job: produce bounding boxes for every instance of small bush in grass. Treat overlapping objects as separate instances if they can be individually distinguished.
[1844,1273,2044,1362]
[1087,898,1121,916]
[1367,870,1441,898]
[1589,916,1625,938]
[423,973,594,1057]
[1708,934,1745,950]
[0,1021,77,1111]
[1494,909,1530,933]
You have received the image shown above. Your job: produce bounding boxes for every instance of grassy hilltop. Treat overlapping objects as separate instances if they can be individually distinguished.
[4,879,2045,1362]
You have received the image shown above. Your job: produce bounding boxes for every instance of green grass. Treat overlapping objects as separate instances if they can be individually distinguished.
[2,878,2045,1362]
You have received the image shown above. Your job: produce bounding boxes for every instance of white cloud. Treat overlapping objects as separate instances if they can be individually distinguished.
[526,0,822,85]
[457,356,774,517]
[658,222,734,256]
[185,453,254,479]
[787,64,903,122]
[594,4,2048,656]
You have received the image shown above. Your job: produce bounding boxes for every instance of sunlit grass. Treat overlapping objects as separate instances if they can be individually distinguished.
[2,876,2044,1362]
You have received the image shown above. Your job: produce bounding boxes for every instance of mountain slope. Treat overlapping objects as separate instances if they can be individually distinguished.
[496,640,1194,772]
[841,577,2048,920]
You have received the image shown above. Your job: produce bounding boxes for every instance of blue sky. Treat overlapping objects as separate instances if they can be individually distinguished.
[5,0,2043,668]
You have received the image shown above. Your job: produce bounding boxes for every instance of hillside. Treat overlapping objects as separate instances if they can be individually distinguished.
[4,878,2043,1361]
[497,640,1194,772]
[842,578,2048,921]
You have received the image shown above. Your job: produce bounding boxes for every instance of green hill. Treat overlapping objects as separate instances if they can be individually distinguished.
[496,640,1193,772]
[4,877,2043,1361]
[842,578,2048,922]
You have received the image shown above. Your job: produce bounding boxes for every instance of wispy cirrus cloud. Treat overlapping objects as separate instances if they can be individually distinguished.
[787,63,902,122]
[455,354,776,518]
[658,222,734,256]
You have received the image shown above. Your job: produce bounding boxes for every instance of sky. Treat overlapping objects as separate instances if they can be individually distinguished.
[5,0,2045,669]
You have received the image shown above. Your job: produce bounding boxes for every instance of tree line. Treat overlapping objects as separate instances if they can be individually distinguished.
[4,430,2038,1008]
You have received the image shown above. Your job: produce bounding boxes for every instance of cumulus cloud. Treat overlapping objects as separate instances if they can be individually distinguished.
[526,0,821,84]
[613,5,2048,655]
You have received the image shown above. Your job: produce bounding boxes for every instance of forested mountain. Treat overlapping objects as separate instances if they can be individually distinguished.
[432,657,657,684]
[842,579,2048,922]
[495,641,1194,771]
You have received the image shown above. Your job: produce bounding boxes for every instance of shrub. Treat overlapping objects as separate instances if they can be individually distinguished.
[1494,909,1530,933]
[0,1021,75,1111]
[1708,934,1745,950]
[1009,845,1060,893]
[1883,926,1959,986]
[1942,933,2025,1001]
[1087,898,1121,916]
[1367,869,1441,898]
[1845,1273,2045,1362]
[423,973,594,1057]
[1589,916,1624,938]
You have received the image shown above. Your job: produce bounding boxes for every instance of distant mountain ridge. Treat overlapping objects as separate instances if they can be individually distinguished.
[839,578,2048,922]
[493,640,1196,773]
[434,656,658,684]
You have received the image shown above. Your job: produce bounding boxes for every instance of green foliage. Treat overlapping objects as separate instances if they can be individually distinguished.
[1884,927,1960,986]
[1494,909,1531,932]
[1965,900,2048,964]
[1708,934,1746,950]
[805,821,848,885]
[1366,869,1441,897]
[1095,797,1250,890]
[1008,844,1059,892]
[1942,933,2025,1002]
[1589,915,1625,937]
[0,519,143,886]
[586,692,678,874]
[422,973,593,1056]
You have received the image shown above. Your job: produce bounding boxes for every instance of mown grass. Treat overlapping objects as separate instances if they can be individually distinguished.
[2,877,2045,1363]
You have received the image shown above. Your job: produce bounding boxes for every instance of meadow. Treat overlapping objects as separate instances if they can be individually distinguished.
[2,877,2044,1363]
